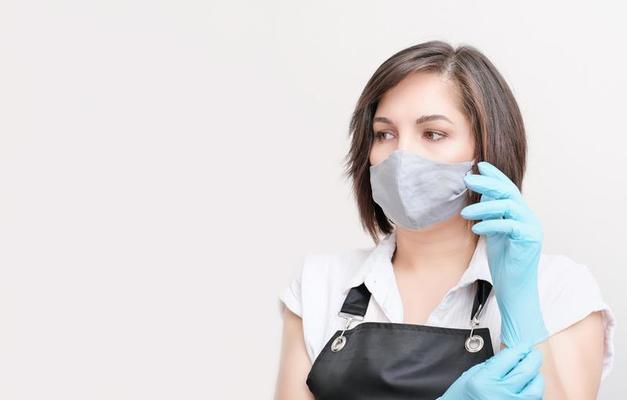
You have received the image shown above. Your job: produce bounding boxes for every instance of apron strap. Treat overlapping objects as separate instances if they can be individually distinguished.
[339,282,371,318]
[470,279,493,320]
[339,279,493,321]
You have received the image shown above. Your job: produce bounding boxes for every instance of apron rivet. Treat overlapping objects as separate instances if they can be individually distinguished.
[331,335,347,352]
[465,335,484,353]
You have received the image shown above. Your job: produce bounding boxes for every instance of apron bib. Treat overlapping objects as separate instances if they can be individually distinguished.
[306,279,495,400]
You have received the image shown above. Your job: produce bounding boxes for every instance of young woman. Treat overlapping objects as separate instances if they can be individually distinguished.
[274,41,615,400]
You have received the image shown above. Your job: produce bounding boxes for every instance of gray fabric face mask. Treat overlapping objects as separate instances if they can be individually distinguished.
[369,149,475,230]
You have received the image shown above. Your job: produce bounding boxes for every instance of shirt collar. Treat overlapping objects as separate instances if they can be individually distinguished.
[341,229,492,296]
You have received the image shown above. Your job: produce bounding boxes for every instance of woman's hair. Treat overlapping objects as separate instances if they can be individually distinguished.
[343,41,527,244]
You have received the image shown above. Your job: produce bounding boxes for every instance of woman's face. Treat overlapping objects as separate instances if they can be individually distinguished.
[369,71,475,166]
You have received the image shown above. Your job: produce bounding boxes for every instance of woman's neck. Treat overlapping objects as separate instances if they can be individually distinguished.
[391,215,479,277]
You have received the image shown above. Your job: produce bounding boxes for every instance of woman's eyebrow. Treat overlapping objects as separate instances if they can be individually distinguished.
[373,114,453,125]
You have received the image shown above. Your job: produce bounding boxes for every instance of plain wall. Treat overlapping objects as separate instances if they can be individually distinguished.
[0,0,624,398]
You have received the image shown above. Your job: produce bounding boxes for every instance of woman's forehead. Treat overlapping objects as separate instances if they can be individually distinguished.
[375,72,465,125]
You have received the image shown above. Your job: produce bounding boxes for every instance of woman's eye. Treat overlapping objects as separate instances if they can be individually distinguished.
[373,130,446,142]
[424,130,446,142]
[374,131,394,141]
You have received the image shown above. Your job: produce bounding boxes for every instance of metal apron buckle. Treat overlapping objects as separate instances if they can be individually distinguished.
[465,303,486,353]
[331,311,364,352]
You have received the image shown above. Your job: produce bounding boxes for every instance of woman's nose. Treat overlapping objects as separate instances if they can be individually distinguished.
[397,132,424,156]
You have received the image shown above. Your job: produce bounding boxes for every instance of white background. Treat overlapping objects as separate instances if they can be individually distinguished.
[0,0,624,398]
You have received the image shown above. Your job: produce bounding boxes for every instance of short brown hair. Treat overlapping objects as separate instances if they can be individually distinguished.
[342,41,527,244]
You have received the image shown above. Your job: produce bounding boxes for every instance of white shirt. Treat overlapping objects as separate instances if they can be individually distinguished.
[278,230,616,381]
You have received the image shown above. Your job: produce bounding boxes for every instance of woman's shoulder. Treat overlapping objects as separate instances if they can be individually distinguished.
[277,246,372,319]
[536,252,611,323]
[277,246,375,362]
[536,251,616,380]
[537,251,614,333]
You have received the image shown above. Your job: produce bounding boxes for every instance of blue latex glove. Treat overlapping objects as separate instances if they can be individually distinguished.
[437,343,545,399]
[460,161,549,348]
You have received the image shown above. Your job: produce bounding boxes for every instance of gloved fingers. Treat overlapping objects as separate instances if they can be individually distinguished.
[464,173,522,202]
[437,362,486,399]
[476,161,519,191]
[459,361,487,380]
[461,198,532,223]
[501,347,543,393]
[478,343,531,380]
[480,193,495,202]
[516,370,545,399]
[470,218,541,241]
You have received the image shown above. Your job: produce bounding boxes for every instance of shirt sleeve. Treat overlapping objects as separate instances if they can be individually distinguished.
[539,254,616,381]
[278,258,304,318]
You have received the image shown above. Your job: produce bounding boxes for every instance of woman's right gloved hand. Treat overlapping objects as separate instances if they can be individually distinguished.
[437,343,545,399]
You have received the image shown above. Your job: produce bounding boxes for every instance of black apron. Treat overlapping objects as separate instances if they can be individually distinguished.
[306,279,495,400]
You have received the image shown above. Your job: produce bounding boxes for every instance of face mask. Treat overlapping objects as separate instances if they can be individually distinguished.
[369,149,475,230]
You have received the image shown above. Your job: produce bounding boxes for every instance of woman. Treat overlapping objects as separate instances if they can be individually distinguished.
[274,41,615,399]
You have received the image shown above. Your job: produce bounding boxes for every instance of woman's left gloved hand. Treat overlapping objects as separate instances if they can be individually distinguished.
[460,161,549,348]
[437,343,545,399]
